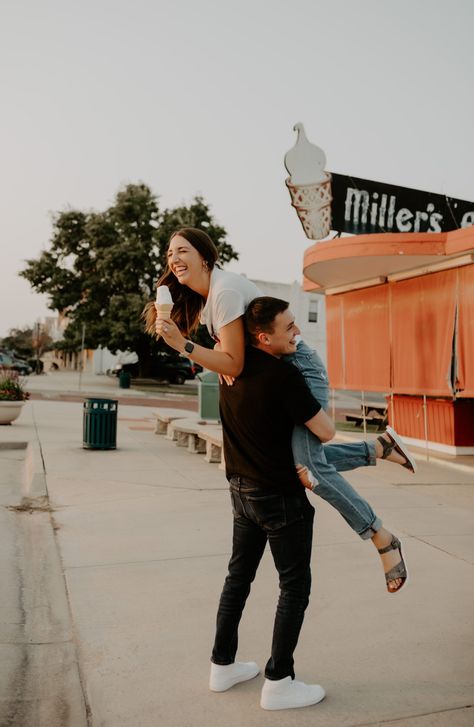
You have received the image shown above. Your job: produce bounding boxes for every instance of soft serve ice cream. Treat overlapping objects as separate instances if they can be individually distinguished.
[155,285,174,319]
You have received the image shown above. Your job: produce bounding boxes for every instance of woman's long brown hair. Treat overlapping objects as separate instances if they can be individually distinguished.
[142,227,219,338]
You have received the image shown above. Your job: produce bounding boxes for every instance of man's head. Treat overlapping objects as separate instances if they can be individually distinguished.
[245,297,301,357]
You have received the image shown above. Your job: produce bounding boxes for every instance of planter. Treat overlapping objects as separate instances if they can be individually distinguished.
[0,401,25,425]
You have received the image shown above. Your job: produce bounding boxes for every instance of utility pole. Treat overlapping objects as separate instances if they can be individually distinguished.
[34,321,41,374]
[78,323,86,391]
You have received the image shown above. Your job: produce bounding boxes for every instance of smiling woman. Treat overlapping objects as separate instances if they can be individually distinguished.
[142,227,260,378]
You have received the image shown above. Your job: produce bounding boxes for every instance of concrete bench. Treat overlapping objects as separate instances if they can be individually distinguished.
[199,426,224,466]
[169,418,225,468]
[152,409,198,436]
[167,418,208,453]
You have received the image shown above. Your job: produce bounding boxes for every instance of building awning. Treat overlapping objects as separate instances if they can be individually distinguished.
[303,226,474,294]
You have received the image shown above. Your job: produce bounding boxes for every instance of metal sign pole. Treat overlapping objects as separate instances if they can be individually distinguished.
[423,394,430,462]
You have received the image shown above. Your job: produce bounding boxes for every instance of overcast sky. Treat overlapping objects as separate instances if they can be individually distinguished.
[1,0,473,337]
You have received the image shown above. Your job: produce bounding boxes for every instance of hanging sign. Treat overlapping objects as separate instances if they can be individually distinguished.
[284,124,474,239]
[330,172,474,235]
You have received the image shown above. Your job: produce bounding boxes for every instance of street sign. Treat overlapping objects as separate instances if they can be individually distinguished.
[330,172,474,235]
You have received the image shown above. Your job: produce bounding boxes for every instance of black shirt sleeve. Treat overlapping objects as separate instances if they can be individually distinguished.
[280,365,321,424]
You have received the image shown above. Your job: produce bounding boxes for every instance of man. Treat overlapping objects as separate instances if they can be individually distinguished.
[209,296,335,711]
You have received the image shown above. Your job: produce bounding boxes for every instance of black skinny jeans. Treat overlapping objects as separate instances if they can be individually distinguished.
[211,477,315,680]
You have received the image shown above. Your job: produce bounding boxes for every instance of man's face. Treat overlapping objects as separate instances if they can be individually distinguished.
[263,309,301,356]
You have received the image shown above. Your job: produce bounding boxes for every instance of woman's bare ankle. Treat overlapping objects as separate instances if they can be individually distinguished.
[371,526,392,548]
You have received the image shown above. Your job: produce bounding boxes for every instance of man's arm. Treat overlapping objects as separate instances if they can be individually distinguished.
[281,362,336,442]
[304,408,336,443]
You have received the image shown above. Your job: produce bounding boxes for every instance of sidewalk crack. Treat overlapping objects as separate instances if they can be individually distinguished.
[354,703,472,726]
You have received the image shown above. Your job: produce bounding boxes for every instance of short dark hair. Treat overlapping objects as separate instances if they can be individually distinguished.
[245,296,289,345]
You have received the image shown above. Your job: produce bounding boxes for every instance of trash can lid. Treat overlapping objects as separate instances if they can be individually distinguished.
[84,398,118,409]
[197,371,219,383]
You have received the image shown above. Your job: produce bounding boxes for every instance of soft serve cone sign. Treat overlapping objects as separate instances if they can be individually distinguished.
[284,123,332,240]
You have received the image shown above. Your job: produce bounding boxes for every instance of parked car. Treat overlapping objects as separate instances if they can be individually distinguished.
[154,353,203,384]
[115,352,202,385]
[0,352,33,375]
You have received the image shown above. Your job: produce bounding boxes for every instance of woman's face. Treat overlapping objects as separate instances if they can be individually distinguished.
[167,235,205,287]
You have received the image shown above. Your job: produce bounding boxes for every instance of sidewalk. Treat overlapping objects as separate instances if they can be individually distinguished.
[26,370,199,411]
[1,390,473,726]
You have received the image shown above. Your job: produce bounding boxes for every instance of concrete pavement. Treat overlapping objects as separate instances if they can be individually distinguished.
[1,376,473,726]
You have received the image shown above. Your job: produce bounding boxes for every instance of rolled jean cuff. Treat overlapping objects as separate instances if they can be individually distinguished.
[366,440,377,466]
[359,516,383,540]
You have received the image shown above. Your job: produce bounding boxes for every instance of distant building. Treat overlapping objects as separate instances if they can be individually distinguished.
[42,314,68,342]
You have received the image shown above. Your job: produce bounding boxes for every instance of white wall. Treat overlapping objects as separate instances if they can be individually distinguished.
[250,278,327,363]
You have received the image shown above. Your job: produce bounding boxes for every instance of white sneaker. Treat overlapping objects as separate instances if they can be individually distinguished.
[260,676,325,710]
[209,661,260,692]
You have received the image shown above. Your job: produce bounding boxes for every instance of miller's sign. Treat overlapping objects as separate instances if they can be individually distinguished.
[330,172,474,235]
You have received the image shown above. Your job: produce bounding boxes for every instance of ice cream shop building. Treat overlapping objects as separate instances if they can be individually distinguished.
[285,125,474,454]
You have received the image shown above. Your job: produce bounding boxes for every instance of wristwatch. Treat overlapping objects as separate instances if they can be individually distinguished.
[183,340,195,357]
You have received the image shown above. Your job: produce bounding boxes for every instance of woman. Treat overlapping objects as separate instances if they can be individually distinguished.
[143,228,411,593]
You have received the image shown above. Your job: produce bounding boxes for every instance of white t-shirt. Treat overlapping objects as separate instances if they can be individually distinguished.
[200,268,262,340]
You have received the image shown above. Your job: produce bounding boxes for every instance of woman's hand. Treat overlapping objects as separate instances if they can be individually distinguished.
[155,313,185,353]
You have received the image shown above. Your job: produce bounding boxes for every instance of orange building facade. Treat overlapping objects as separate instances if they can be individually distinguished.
[303,226,474,454]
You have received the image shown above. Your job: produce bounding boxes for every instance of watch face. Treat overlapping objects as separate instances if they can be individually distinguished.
[185,341,194,354]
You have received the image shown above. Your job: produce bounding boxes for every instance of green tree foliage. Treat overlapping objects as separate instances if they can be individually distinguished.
[0,327,35,359]
[20,184,238,373]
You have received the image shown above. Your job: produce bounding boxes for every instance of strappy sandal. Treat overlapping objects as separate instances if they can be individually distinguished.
[377,426,417,473]
[378,535,409,594]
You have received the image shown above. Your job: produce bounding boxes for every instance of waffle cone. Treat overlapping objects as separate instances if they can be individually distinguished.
[155,303,173,320]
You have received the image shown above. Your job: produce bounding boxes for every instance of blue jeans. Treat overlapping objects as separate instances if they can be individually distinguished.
[283,341,382,540]
[211,477,314,680]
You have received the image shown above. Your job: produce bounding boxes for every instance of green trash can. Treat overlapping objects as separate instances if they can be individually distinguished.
[119,370,131,389]
[198,371,220,421]
[83,398,118,450]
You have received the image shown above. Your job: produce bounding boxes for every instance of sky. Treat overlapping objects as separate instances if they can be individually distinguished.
[1,0,473,337]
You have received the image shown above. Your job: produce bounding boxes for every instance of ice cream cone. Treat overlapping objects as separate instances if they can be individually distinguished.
[285,172,332,240]
[155,303,173,320]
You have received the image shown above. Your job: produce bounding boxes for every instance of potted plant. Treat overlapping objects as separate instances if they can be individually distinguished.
[0,370,30,424]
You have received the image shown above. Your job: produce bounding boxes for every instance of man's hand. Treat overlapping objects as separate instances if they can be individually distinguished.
[295,465,315,490]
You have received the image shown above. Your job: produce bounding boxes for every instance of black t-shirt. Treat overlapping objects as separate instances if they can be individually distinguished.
[219,346,321,493]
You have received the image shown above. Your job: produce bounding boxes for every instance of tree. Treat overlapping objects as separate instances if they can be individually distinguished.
[0,327,35,359]
[20,184,238,374]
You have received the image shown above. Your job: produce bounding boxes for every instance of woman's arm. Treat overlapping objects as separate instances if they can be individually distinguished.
[155,316,245,377]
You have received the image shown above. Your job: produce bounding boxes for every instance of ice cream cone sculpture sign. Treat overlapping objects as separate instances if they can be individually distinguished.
[284,123,332,240]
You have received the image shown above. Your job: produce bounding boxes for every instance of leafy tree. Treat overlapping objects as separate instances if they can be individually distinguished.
[0,327,35,359]
[20,184,238,374]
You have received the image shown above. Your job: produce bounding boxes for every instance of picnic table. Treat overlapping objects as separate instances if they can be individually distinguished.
[344,401,388,430]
